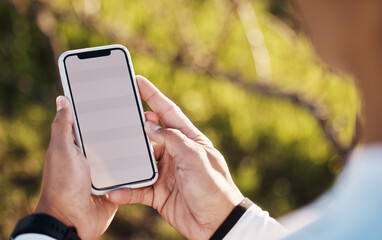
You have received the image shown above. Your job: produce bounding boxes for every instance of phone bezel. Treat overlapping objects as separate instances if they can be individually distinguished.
[58,44,158,195]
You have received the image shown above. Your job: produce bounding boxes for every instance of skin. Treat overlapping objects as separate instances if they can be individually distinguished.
[35,1,382,239]
[108,76,244,239]
[36,76,244,240]
[35,97,118,240]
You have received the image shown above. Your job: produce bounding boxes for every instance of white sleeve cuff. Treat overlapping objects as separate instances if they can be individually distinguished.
[224,204,287,240]
[15,233,56,240]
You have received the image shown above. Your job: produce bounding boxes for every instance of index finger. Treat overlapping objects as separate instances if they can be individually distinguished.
[136,75,212,146]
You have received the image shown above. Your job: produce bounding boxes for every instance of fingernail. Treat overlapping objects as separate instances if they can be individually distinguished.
[145,121,162,132]
[56,96,67,112]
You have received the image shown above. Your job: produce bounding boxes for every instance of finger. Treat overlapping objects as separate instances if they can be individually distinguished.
[50,96,75,146]
[144,121,199,161]
[144,112,162,159]
[136,75,212,146]
[144,111,160,125]
[108,187,154,207]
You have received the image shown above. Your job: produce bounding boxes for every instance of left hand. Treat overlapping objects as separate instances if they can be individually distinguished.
[35,96,118,240]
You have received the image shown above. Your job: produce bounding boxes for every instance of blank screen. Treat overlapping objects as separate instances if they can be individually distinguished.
[64,48,154,189]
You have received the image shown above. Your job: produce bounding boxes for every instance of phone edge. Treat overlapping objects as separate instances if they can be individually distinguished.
[57,44,158,196]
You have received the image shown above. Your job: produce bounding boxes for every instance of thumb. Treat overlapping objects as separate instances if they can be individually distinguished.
[50,96,74,146]
[144,121,165,145]
[144,121,198,162]
[108,187,154,207]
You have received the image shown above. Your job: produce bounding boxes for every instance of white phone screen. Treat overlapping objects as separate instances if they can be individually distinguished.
[63,48,155,190]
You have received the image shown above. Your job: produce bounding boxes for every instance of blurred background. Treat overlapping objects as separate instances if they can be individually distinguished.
[0,0,360,239]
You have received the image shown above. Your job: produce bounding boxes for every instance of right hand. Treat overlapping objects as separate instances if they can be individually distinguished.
[109,76,244,240]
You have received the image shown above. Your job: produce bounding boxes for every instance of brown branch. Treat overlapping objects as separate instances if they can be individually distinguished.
[210,0,235,62]
[9,0,66,64]
[67,0,155,54]
[168,0,214,70]
[167,0,359,159]
[15,0,359,159]
[231,0,272,82]
[174,53,359,159]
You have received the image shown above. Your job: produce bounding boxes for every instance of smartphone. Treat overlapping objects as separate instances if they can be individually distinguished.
[58,44,158,195]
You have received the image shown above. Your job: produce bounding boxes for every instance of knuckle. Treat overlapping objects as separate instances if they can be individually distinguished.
[165,128,183,138]
[51,118,60,132]
[165,128,189,144]
[171,104,183,115]
[161,102,181,117]
[46,144,65,158]
[51,119,72,135]
[138,190,146,203]
[51,115,65,132]
[52,111,63,124]
[206,146,221,157]
[44,150,55,162]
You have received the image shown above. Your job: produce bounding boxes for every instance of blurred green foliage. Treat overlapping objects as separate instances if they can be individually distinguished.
[0,0,359,239]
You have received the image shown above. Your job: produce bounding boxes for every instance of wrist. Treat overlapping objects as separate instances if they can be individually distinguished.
[209,197,254,240]
[11,213,81,240]
[203,189,245,238]
[203,176,245,235]
[35,201,77,231]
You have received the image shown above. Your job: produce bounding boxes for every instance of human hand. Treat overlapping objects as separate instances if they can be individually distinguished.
[109,76,244,240]
[35,96,118,240]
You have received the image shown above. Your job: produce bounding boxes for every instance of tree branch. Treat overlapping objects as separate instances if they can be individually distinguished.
[231,0,272,82]
[18,0,359,160]
[175,53,359,159]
